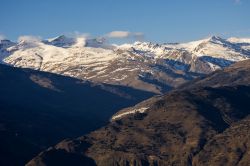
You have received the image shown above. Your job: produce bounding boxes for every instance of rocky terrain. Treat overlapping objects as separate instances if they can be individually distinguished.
[27,59,250,166]
[1,36,250,94]
[0,64,154,166]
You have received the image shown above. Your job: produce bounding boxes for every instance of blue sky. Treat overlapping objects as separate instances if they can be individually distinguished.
[0,0,250,43]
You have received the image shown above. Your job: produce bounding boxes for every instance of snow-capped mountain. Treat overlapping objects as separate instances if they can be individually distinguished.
[44,35,76,47]
[2,36,250,93]
[44,35,112,49]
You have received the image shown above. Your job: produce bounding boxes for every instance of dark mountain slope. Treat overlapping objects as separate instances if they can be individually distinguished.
[27,59,250,166]
[0,64,154,166]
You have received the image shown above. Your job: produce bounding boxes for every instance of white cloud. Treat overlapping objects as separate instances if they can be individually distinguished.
[74,37,87,47]
[18,35,42,43]
[105,31,144,40]
[106,31,131,38]
[17,36,43,48]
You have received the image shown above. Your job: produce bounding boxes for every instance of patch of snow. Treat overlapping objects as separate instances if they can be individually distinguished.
[111,67,132,73]
[111,75,128,81]
[227,37,250,44]
[111,107,149,120]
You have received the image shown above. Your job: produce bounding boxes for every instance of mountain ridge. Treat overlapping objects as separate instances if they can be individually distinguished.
[1,36,250,94]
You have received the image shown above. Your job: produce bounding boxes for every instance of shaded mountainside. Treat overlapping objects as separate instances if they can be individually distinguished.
[0,64,154,166]
[27,60,250,166]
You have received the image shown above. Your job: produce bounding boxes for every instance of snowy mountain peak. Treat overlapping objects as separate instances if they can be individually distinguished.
[206,36,229,46]
[44,35,111,49]
[2,35,250,94]
[84,37,107,48]
[119,41,163,51]
[45,35,75,47]
[47,35,67,42]
[208,35,222,41]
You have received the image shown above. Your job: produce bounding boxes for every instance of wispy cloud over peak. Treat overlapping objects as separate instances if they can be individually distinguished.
[18,35,42,43]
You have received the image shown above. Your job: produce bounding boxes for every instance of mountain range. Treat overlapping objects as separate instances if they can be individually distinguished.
[1,36,250,93]
[26,59,250,166]
[1,35,250,166]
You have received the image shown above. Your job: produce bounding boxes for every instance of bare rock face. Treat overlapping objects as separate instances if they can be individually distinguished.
[2,36,250,94]
[27,60,250,166]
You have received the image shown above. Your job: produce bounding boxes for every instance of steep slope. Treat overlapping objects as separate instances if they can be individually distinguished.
[0,64,154,166]
[2,36,250,94]
[27,59,250,166]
